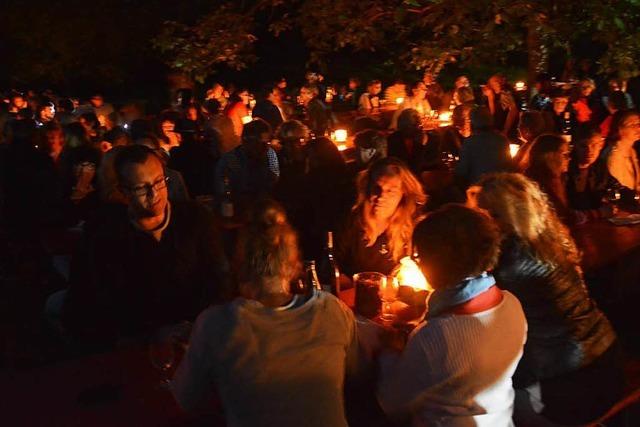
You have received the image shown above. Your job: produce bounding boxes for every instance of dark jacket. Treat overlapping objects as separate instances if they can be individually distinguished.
[252,100,284,131]
[494,235,616,387]
[63,201,230,347]
[454,129,512,187]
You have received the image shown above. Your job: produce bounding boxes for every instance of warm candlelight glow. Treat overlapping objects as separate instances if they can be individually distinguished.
[514,81,526,91]
[438,111,452,122]
[337,144,348,151]
[395,97,404,104]
[396,257,430,291]
[249,99,256,109]
[509,143,520,158]
[241,115,253,124]
[334,129,347,142]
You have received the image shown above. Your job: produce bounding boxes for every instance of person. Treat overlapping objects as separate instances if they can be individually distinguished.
[600,90,629,140]
[337,157,426,277]
[567,126,610,210]
[378,204,527,426]
[358,80,383,115]
[299,84,332,137]
[483,74,518,136]
[391,81,431,129]
[512,111,549,172]
[214,118,279,202]
[387,108,433,174]
[383,79,407,106]
[171,199,358,427]
[225,88,251,138]
[529,73,553,111]
[352,129,387,172]
[571,78,597,125]
[422,71,445,111]
[252,83,286,131]
[545,88,575,134]
[468,173,622,425]
[605,110,640,194]
[454,107,512,188]
[157,116,181,155]
[443,75,472,111]
[526,134,613,224]
[62,145,229,348]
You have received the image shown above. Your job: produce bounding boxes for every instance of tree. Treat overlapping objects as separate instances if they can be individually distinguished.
[153,0,640,82]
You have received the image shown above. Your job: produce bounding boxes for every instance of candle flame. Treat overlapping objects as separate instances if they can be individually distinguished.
[396,257,431,291]
[395,97,404,105]
[334,129,348,142]
[509,143,520,158]
[515,81,526,91]
[241,115,253,124]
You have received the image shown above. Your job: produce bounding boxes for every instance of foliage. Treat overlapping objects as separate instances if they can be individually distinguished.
[153,0,640,80]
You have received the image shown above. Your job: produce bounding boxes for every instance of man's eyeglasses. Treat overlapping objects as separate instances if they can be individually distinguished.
[125,176,169,197]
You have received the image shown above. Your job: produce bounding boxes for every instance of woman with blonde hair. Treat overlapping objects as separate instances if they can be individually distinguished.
[468,173,621,425]
[337,157,427,276]
[172,199,358,427]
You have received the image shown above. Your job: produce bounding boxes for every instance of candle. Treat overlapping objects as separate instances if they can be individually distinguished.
[396,257,430,291]
[241,115,253,125]
[514,81,526,91]
[395,97,404,105]
[438,111,452,127]
[333,129,347,142]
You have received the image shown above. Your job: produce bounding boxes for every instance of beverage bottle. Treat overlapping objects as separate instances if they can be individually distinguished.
[562,111,572,142]
[304,260,321,293]
[220,174,234,219]
[317,231,340,295]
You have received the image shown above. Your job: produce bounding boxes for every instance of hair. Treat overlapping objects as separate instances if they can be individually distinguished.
[470,106,494,131]
[413,204,501,289]
[518,111,548,141]
[608,109,639,143]
[79,112,99,129]
[276,120,309,167]
[301,84,319,97]
[574,125,601,148]
[455,86,475,104]
[475,172,581,270]
[236,199,302,294]
[354,129,387,159]
[409,80,425,92]
[242,117,272,144]
[526,133,566,178]
[452,104,472,130]
[353,157,427,262]
[607,91,628,112]
[397,108,422,137]
[113,144,160,185]
[276,120,309,143]
[368,79,381,88]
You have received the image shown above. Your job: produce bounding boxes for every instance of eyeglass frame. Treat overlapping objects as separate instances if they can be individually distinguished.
[122,176,170,197]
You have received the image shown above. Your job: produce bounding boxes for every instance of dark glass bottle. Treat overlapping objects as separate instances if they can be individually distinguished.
[317,231,340,295]
[220,174,234,219]
[304,260,321,294]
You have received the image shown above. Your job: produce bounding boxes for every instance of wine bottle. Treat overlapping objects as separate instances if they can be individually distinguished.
[317,231,340,295]
[304,260,321,294]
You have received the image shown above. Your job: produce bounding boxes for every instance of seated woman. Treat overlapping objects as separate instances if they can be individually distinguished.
[469,173,622,425]
[337,157,426,277]
[605,110,640,197]
[387,108,434,174]
[172,199,358,426]
[567,126,609,210]
[526,133,613,224]
[378,204,527,426]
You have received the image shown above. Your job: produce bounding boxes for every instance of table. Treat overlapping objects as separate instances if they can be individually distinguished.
[0,347,223,427]
[572,220,640,272]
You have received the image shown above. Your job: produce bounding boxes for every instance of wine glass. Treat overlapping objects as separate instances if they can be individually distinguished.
[379,276,399,323]
[354,272,386,319]
[149,335,176,388]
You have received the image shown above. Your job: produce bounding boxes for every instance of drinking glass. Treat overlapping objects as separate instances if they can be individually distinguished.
[354,272,386,319]
[379,276,399,322]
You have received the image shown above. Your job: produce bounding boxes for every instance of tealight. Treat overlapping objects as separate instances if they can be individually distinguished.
[509,143,520,158]
[334,129,347,142]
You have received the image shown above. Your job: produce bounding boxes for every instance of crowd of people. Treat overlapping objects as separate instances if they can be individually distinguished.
[1,68,640,426]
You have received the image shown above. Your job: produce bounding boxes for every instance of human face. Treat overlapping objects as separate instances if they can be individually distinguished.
[161,120,175,136]
[40,106,55,122]
[299,87,314,105]
[239,91,250,105]
[465,185,482,209]
[186,107,198,121]
[577,135,605,167]
[550,142,571,174]
[90,96,104,108]
[455,76,469,89]
[46,130,64,154]
[488,77,502,93]
[369,83,382,96]
[553,97,569,115]
[620,114,640,143]
[120,156,168,218]
[369,175,403,221]
[11,96,26,110]
[581,83,594,97]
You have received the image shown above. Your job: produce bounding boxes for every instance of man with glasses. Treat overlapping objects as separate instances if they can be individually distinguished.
[63,145,229,348]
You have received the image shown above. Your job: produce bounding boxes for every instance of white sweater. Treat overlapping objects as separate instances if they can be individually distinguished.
[378,290,527,427]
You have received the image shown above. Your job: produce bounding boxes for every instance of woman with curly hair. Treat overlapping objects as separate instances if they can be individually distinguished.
[468,173,621,425]
[337,157,427,276]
